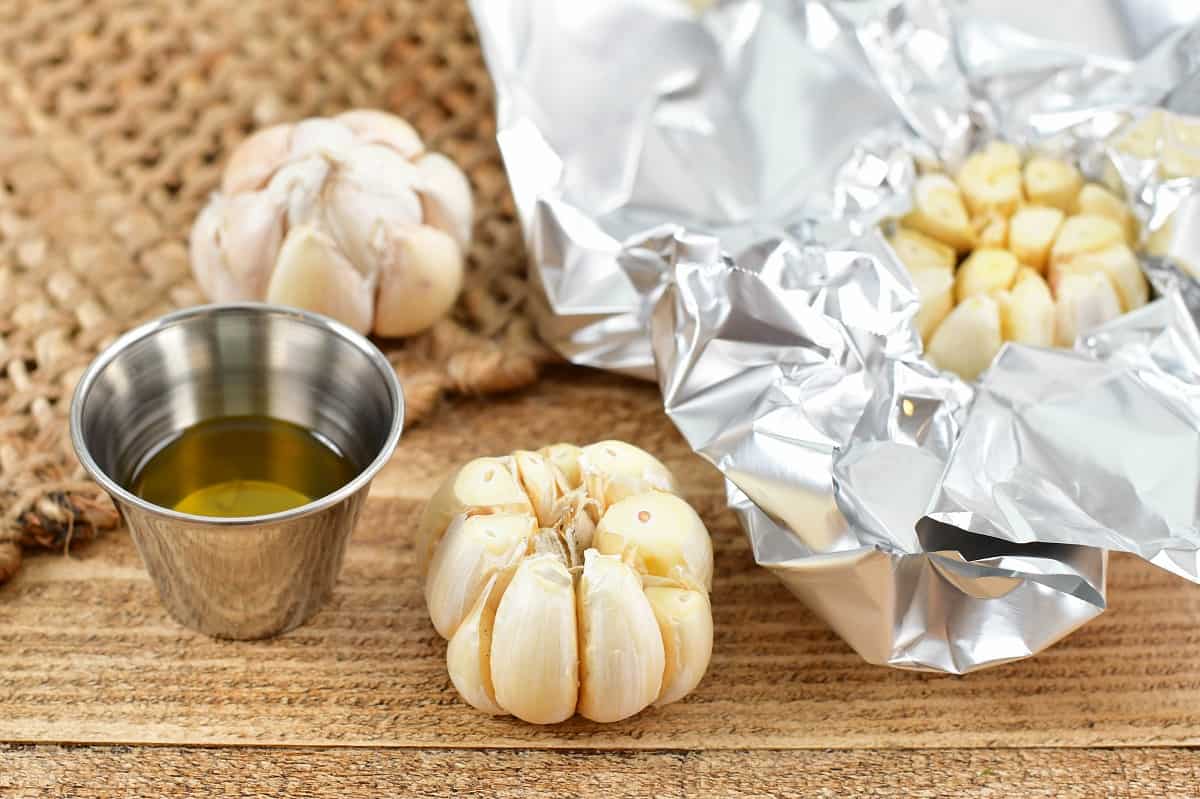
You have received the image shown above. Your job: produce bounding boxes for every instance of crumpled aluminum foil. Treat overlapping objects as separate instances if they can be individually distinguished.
[472,0,1200,672]
[470,0,904,377]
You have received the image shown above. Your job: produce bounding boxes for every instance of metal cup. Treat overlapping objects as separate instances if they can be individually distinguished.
[70,303,404,639]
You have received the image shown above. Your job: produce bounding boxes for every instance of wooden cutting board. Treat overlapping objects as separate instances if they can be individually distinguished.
[3,368,1200,796]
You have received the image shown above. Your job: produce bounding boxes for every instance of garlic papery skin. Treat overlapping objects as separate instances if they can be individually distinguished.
[490,555,579,725]
[645,585,713,706]
[512,450,569,528]
[192,110,473,337]
[594,492,714,591]
[424,513,534,639]
[580,441,679,510]
[577,550,666,723]
[423,439,715,724]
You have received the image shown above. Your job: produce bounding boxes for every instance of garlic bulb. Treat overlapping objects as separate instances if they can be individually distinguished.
[190,110,472,337]
[420,440,714,724]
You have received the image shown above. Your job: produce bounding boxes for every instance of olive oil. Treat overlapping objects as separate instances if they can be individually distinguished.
[132,416,359,518]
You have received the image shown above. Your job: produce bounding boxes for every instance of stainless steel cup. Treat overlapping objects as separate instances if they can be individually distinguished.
[70,303,404,639]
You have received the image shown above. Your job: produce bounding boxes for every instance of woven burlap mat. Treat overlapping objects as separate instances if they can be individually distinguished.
[0,0,555,582]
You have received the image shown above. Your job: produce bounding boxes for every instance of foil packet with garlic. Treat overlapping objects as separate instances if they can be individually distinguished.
[472,0,1200,672]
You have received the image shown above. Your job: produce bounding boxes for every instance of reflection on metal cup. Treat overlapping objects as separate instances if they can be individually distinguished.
[70,303,404,640]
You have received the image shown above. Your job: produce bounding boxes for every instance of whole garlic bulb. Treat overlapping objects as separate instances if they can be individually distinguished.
[190,110,473,337]
[417,440,714,724]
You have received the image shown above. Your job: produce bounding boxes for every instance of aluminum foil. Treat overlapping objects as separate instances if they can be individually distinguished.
[470,0,903,377]
[472,0,1200,672]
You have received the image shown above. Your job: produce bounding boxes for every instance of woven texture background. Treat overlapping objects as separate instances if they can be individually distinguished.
[0,0,552,581]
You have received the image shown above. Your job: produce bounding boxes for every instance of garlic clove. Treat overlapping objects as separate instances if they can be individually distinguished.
[903,173,976,252]
[269,157,333,233]
[265,226,374,333]
[579,440,679,512]
[288,117,356,159]
[925,294,1003,381]
[416,457,533,574]
[335,109,424,159]
[1051,243,1148,313]
[577,550,665,723]
[446,569,513,715]
[512,450,569,528]
[189,199,243,303]
[490,554,579,724]
[1054,271,1122,347]
[594,491,713,591]
[373,225,465,338]
[415,152,474,250]
[219,191,287,297]
[539,443,584,488]
[222,123,294,194]
[323,145,424,276]
[425,512,534,639]
[645,586,713,707]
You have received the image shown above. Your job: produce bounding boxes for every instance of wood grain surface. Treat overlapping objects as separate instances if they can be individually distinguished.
[4,367,1200,794]
[3,745,1199,798]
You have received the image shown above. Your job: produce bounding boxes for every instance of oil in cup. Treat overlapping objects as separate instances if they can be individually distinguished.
[132,416,359,518]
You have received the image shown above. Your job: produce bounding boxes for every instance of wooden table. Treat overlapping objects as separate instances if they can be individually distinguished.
[3,368,1200,797]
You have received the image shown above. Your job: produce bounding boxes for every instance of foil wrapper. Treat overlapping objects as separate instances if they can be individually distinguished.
[470,0,903,376]
[473,0,1200,671]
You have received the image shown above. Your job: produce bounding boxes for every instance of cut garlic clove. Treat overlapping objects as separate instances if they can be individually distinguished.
[956,142,1023,217]
[579,441,679,512]
[887,227,956,273]
[373,225,465,338]
[954,248,1018,303]
[425,513,534,640]
[490,555,579,724]
[973,212,1008,249]
[902,173,976,252]
[1009,205,1065,273]
[266,226,374,333]
[577,551,665,723]
[910,267,954,343]
[925,294,1003,381]
[1050,244,1148,313]
[415,457,533,574]
[595,492,713,591]
[996,268,1055,347]
[416,152,474,250]
[222,123,294,194]
[446,569,513,715]
[512,450,568,528]
[645,586,713,707]
[539,443,584,489]
[336,109,424,159]
[1049,214,1124,266]
[1113,111,1163,160]
[1054,272,1122,347]
[1022,156,1083,212]
[1074,183,1136,244]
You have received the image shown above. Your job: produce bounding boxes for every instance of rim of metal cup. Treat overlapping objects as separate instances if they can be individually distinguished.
[69,302,405,527]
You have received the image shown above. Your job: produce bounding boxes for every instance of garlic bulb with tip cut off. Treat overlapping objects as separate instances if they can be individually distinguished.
[419,440,714,724]
[191,110,472,337]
